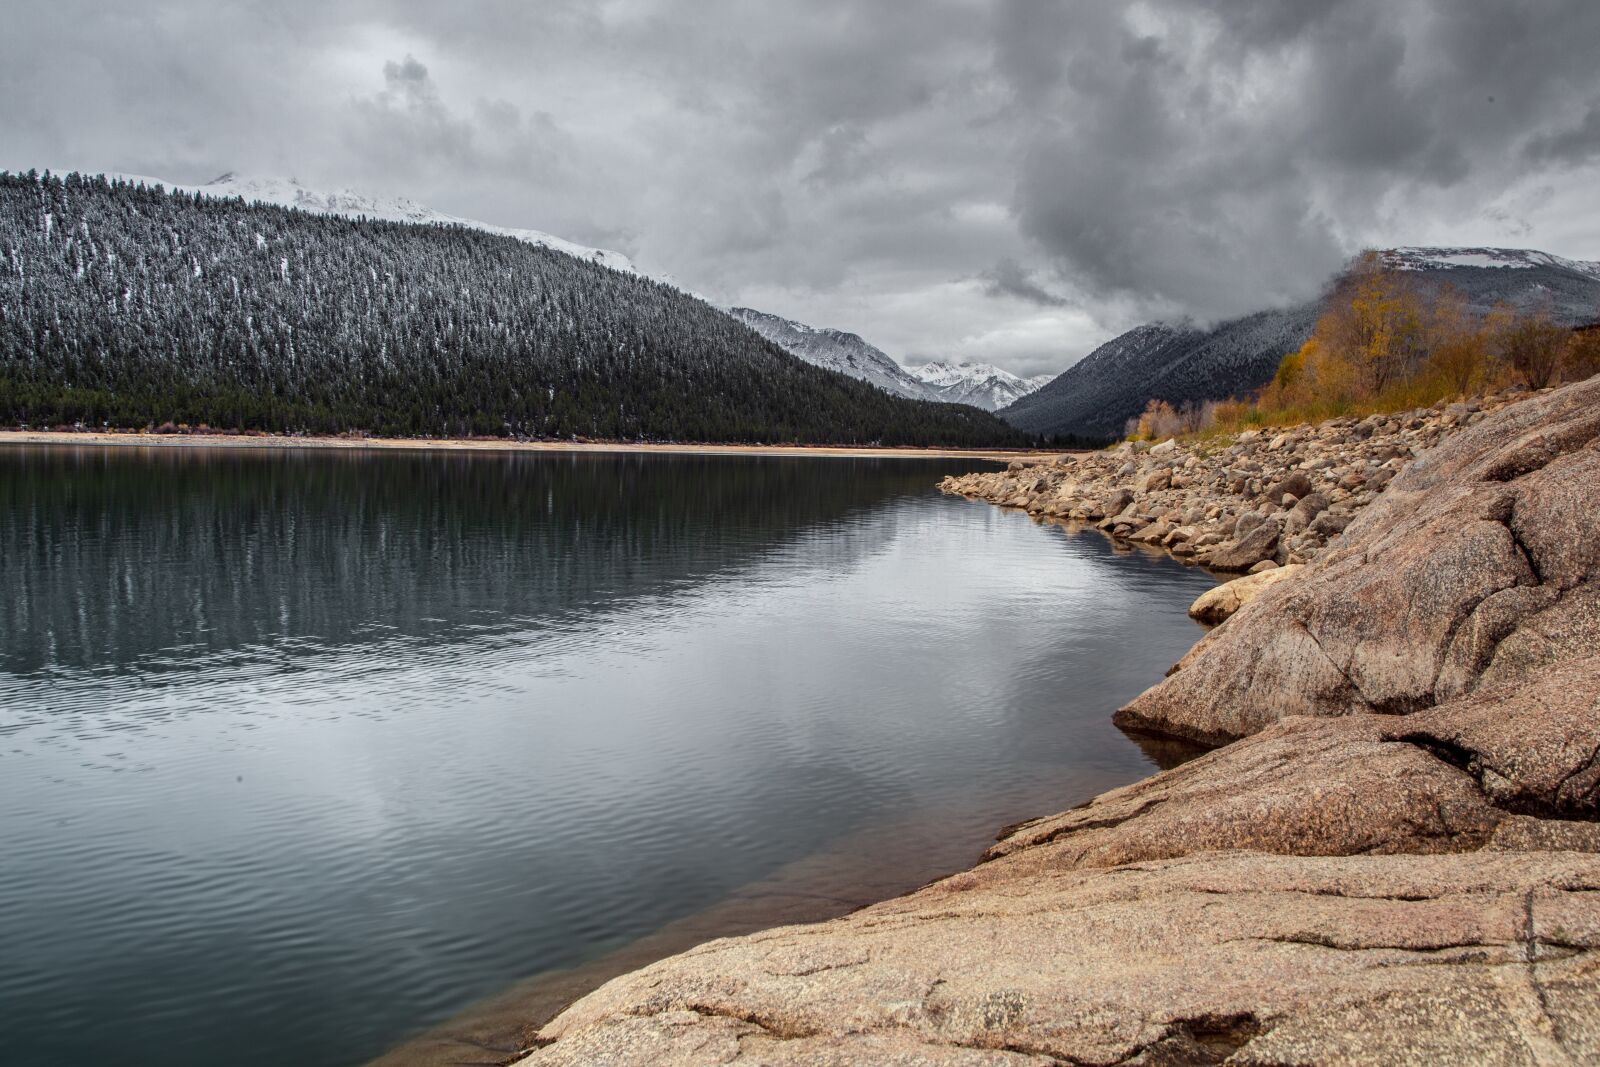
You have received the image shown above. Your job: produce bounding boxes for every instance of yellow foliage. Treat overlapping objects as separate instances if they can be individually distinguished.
[1137,253,1596,444]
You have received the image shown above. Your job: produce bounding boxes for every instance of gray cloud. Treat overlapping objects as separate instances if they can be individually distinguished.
[981,259,1070,308]
[3,1,1600,375]
[1528,103,1600,165]
[346,55,571,189]
[1000,0,1600,323]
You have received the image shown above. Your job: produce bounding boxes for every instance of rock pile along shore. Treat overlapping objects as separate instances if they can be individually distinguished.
[518,379,1600,1065]
[941,392,1522,574]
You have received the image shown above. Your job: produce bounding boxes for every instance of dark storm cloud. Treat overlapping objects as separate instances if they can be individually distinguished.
[3,0,1599,371]
[1528,104,1600,165]
[981,260,1070,308]
[997,0,1600,321]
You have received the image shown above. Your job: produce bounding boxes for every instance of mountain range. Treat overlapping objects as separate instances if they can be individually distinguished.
[17,170,1588,448]
[1001,246,1600,443]
[911,359,1052,411]
[726,308,1046,411]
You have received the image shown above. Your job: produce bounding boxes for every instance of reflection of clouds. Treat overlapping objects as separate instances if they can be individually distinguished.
[0,454,1216,1067]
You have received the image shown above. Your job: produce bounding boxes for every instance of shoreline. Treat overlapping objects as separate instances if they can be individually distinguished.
[0,428,1059,463]
[361,794,1101,1067]
[365,618,1196,1067]
[514,379,1600,1064]
[939,391,1523,575]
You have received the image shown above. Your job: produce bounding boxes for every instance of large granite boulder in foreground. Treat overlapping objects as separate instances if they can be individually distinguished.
[989,655,1600,871]
[1117,376,1600,746]
[519,380,1600,1066]
[522,851,1600,1066]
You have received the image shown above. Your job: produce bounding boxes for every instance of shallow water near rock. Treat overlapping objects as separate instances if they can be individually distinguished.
[0,446,1216,1067]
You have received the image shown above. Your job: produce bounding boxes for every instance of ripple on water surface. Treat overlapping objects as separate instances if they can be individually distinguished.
[0,447,1217,1067]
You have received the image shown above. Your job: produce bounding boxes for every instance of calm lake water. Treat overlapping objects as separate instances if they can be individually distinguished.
[0,446,1216,1067]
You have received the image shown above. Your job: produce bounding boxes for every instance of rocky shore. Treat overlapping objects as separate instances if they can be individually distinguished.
[516,379,1600,1065]
[941,392,1523,574]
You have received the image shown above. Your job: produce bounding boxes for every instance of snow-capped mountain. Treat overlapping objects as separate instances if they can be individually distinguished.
[910,360,1050,411]
[1384,246,1600,280]
[724,308,936,401]
[725,308,1048,409]
[1002,245,1600,443]
[111,172,643,275]
[1377,246,1600,323]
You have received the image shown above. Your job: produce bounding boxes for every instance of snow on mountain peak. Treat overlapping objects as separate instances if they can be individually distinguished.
[725,307,932,401]
[909,359,1049,410]
[1383,246,1600,280]
[109,171,644,277]
[724,308,1052,410]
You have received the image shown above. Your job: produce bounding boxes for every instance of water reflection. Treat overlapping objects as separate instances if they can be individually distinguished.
[0,446,1216,1067]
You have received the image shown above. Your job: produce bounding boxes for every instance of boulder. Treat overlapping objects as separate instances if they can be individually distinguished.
[1127,520,1172,545]
[1100,488,1134,517]
[1206,521,1280,572]
[524,850,1600,1067]
[1270,470,1314,500]
[1116,377,1600,746]
[1282,491,1329,536]
[1002,656,1600,869]
[1306,507,1351,539]
[1140,467,1172,492]
[1187,564,1304,624]
[1233,510,1267,539]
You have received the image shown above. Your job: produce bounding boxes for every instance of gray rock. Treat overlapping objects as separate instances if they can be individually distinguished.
[1271,470,1314,499]
[1207,521,1281,572]
[1141,468,1172,492]
[1283,491,1330,535]
[525,846,1600,1067]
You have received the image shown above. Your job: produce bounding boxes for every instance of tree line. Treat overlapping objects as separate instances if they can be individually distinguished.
[0,171,1026,447]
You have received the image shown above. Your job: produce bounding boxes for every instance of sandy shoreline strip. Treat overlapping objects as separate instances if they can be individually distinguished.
[0,429,1058,463]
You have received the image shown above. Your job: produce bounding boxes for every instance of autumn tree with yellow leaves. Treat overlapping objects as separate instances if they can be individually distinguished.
[1130,251,1600,442]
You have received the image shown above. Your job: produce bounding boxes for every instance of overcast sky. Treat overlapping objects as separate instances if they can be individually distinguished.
[7,0,1600,376]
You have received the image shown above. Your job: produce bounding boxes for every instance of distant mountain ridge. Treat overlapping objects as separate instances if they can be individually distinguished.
[910,360,1051,411]
[1001,246,1600,443]
[725,308,931,400]
[1383,246,1600,282]
[1000,306,1320,443]
[726,308,1047,410]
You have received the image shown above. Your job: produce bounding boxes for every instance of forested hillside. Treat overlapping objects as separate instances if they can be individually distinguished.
[999,305,1320,444]
[0,173,1024,446]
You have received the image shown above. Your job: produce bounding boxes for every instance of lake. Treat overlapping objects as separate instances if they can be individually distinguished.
[0,445,1216,1067]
